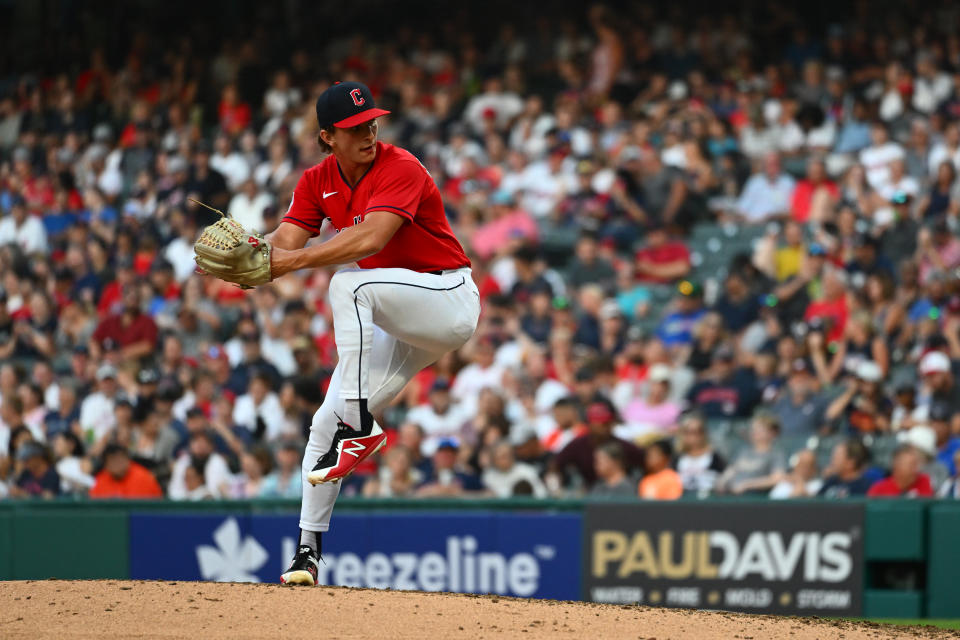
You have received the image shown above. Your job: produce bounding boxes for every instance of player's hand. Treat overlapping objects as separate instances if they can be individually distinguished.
[194,215,273,289]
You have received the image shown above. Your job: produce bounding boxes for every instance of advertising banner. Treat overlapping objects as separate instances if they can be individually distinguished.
[583,502,864,615]
[130,511,582,600]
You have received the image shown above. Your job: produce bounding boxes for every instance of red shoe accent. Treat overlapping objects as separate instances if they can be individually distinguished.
[308,425,386,485]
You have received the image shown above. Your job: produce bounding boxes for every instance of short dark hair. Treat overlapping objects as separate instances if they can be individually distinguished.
[842,438,869,470]
[596,441,626,468]
[103,443,129,459]
[649,439,674,459]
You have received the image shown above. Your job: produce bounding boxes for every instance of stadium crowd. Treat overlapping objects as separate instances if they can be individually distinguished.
[2,2,960,502]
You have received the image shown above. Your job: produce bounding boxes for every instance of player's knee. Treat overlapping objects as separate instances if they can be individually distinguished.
[328,270,357,302]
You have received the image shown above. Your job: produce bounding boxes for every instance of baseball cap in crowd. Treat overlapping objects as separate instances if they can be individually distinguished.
[677,280,703,298]
[599,299,622,320]
[429,378,451,393]
[436,437,459,451]
[899,425,937,458]
[855,360,883,383]
[315,81,391,129]
[808,243,828,257]
[648,363,672,383]
[586,401,616,424]
[16,441,45,462]
[890,191,911,205]
[137,368,159,385]
[96,363,117,381]
[490,189,514,206]
[919,351,951,376]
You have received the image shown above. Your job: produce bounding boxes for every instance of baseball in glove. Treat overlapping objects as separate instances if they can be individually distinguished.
[192,199,272,289]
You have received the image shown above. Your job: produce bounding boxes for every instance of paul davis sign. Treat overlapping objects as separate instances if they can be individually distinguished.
[583,502,863,615]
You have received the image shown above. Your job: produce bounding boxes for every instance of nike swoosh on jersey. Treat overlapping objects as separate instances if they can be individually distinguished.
[323,191,338,199]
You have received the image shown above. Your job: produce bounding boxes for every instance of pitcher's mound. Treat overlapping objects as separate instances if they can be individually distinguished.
[0,580,950,639]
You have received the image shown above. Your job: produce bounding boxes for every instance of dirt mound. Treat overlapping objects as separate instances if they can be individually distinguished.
[0,580,950,639]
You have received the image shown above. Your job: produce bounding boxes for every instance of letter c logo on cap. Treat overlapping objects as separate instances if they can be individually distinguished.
[349,88,365,107]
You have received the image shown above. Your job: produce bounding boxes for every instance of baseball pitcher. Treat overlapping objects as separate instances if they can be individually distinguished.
[194,81,479,585]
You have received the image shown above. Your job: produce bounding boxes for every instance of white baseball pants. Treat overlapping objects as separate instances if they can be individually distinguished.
[298,266,479,531]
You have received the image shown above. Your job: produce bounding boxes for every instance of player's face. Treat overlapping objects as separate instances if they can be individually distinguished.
[331,119,379,165]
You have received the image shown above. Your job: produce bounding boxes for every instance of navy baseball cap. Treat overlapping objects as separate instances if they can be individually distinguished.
[315,82,391,130]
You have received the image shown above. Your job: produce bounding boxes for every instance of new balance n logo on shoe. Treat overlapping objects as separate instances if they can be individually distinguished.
[343,441,366,457]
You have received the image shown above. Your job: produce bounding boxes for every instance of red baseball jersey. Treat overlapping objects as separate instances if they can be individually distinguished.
[282,141,470,273]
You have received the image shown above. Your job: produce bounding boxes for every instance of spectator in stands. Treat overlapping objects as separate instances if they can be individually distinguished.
[715,414,787,495]
[686,344,758,418]
[772,358,830,437]
[819,438,873,498]
[918,352,960,429]
[674,412,726,495]
[769,449,822,498]
[9,442,60,498]
[225,447,273,499]
[168,430,231,500]
[656,281,705,350]
[616,363,680,443]
[552,398,643,491]
[406,379,471,456]
[0,196,48,255]
[901,425,950,489]
[589,441,636,498]
[542,396,587,453]
[90,286,158,365]
[867,444,934,498]
[258,441,302,498]
[89,443,162,498]
[736,152,796,222]
[634,227,691,285]
[78,364,120,445]
[638,439,683,500]
[363,445,423,498]
[824,360,891,433]
[52,431,94,495]
[416,438,482,497]
[482,440,547,498]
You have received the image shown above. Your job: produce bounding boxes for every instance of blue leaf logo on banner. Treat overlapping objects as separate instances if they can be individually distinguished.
[195,518,268,583]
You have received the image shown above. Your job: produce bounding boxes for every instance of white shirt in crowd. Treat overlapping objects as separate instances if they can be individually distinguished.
[228,190,273,232]
[406,400,473,456]
[56,456,95,494]
[859,141,905,191]
[736,173,796,221]
[0,214,48,254]
[211,151,252,190]
[168,451,232,500]
[79,392,116,444]
[676,451,723,494]
[518,161,572,218]
[482,463,548,498]
[463,90,524,135]
[232,391,290,442]
[164,236,199,283]
[927,143,960,175]
[450,363,506,414]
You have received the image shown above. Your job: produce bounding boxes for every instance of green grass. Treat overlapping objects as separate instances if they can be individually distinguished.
[855,619,960,631]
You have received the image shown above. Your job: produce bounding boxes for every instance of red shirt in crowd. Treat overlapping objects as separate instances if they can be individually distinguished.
[804,296,848,344]
[89,462,163,499]
[867,474,934,498]
[790,179,839,222]
[634,242,691,284]
[92,311,158,349]
[282,141,470,273]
